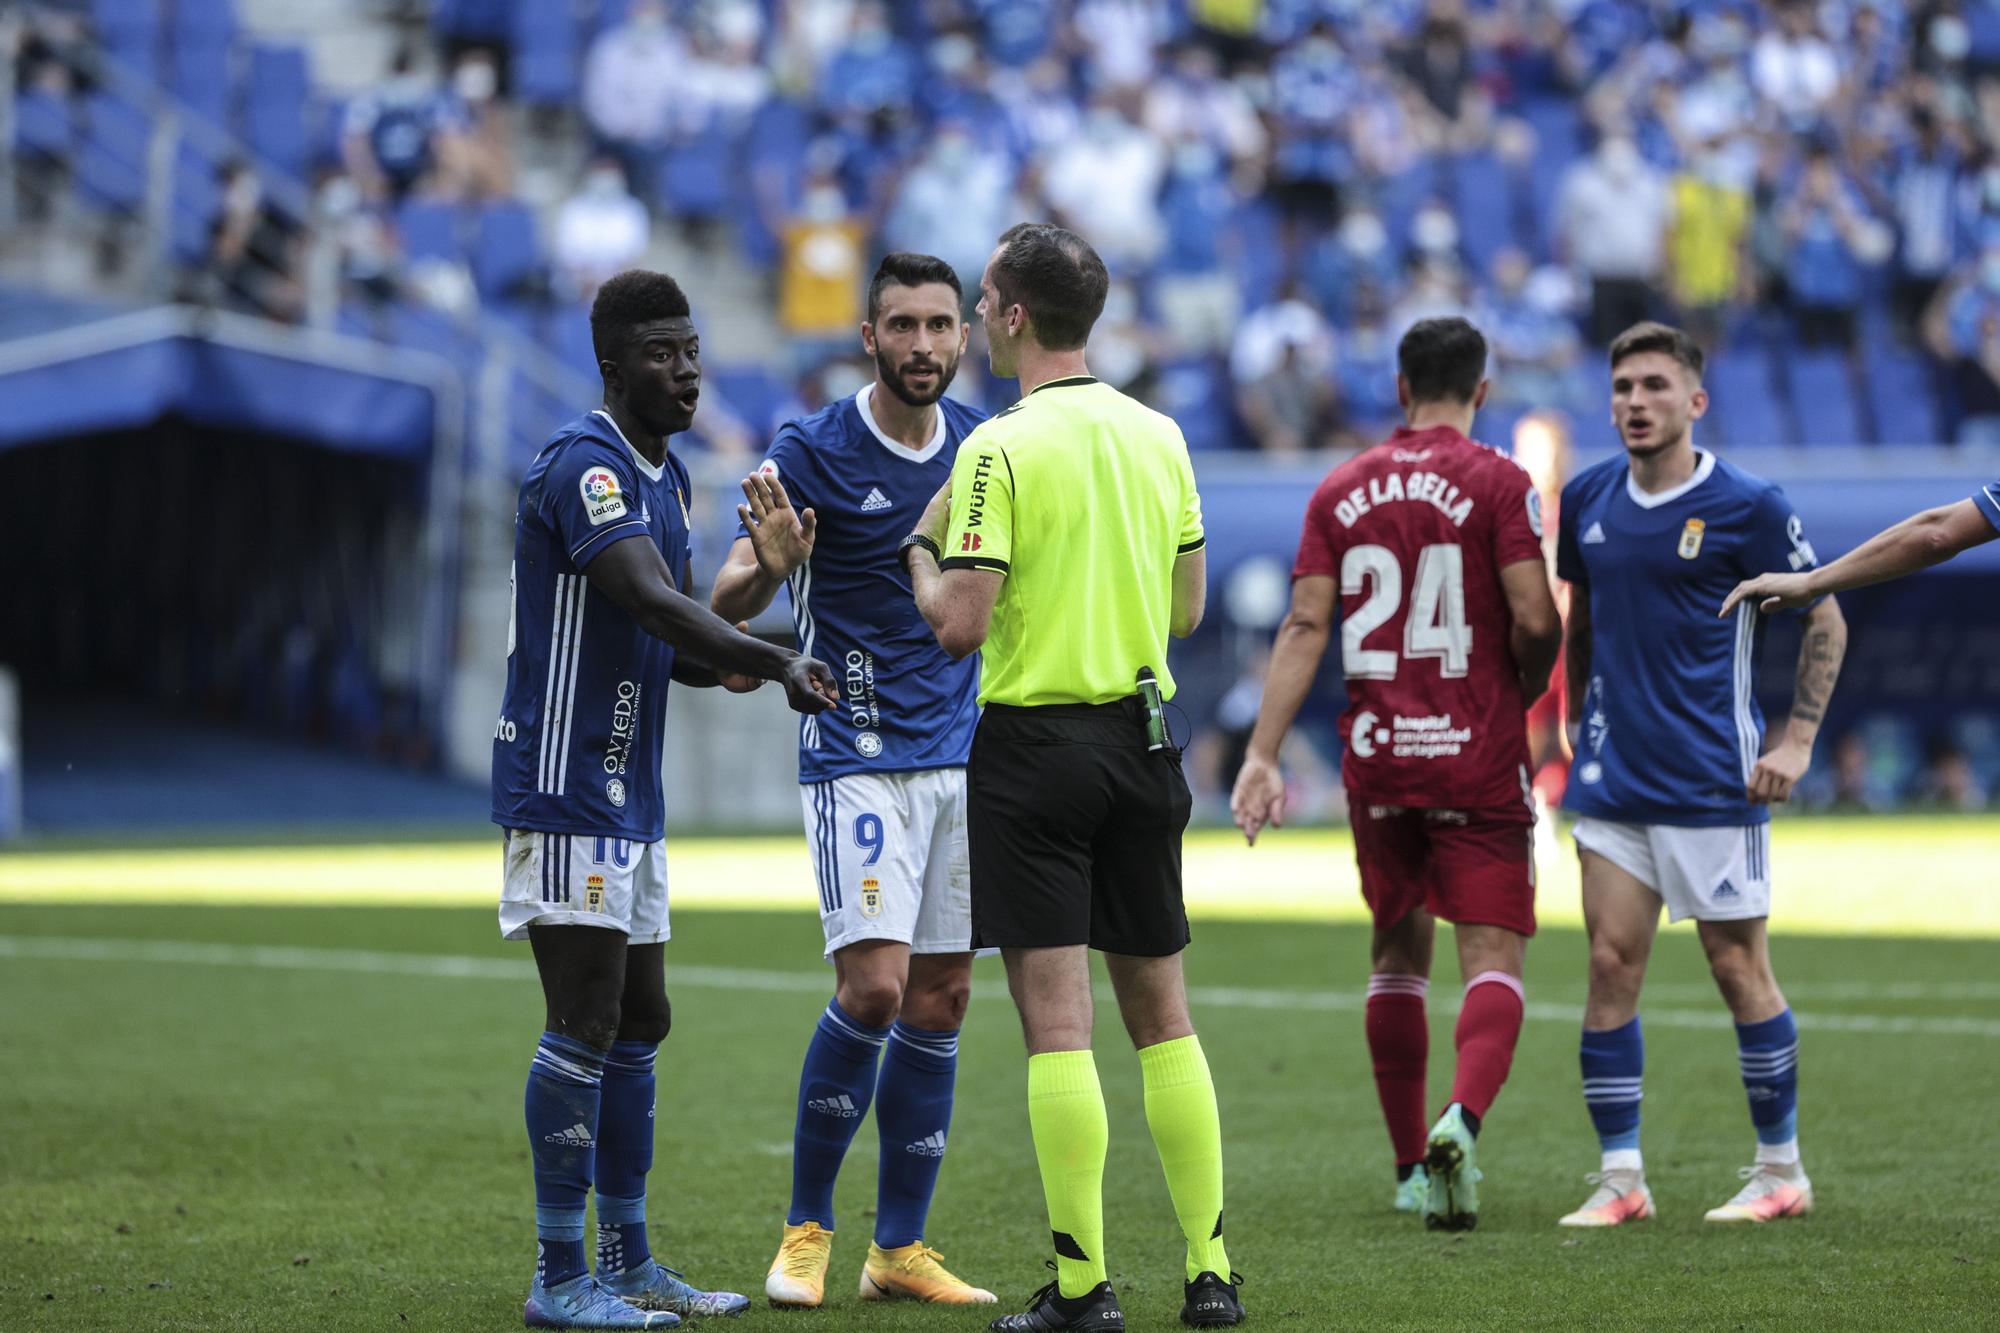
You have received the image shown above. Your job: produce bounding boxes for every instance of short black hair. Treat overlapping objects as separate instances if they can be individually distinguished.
[867,252,962,322]
[1609,320,1704,381]
[589,269,690,364]
[990,222,1108,351]
[1397,317,1487,405]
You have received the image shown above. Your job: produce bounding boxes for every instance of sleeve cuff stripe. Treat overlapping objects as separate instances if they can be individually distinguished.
[570,520,647,560]
[1177,537,1206,555]
[939,556,1010,573]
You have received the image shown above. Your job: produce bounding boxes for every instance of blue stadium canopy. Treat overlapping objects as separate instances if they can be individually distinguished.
[0,306,459,460]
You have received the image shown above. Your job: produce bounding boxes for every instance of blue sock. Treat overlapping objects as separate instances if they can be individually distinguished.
[1580,1018,1644,1155]
[788,999,888,1229]
[873,1021,960,1248]
[525,1031,606,1286]
[1736,1009,1800,1148]
[595,1040,657,1276]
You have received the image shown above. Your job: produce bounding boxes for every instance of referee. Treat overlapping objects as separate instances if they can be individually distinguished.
[902,223,1242,1332]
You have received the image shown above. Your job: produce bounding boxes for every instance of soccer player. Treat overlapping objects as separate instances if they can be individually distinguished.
[1554,322,1848,1229]
[907,223,1240,1332]
[492,270,839,1330]
[1722,480,2000,612]
[708,253,995,1310]
[1231,317,1562,1232]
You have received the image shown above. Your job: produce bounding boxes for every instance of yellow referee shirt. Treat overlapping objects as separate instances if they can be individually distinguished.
[940,375,1205,707]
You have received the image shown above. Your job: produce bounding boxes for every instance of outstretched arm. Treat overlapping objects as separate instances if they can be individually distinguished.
[587,536,837,713]
[1231,575,1337,845]
[1747,595,1847,804]
[710,473,818,622]
[1722,499,1997,614]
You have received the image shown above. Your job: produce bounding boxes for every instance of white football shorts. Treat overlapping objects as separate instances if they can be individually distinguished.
[1572,817,1772,923]
[500,829,670,943]
[799,768,971,958]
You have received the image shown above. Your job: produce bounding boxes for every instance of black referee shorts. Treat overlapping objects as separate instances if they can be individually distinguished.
[967,699,1193,957]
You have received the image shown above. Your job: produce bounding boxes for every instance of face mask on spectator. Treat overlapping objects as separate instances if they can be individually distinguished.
[1600,137,1641,179]
[802,185,847,223]
[1340,211,1387,259]
[1932,16,1971,63]
[1173,143,1218,179]
[1984,168,2000,210]
[586,169,624,197]
[1982,253,2000,292]
[933,34,974,76]
[1412,205,1458,256]
[456,59,496,103]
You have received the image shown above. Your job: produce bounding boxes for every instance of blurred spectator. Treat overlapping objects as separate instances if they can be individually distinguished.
[883,122,1015,294]
[209,161,303,322]
[1926,243,2000,443]
[1481,249,1581,407]
[1231,287,1338,454]
[1267,22,1358,236]
[1828,731,1895,811]
[992,56,1081,163]
[1780,147,1886,350]
[1887,107,1964,337]
[581,0,682,201]
[343,46,468,204]
[777,165,866,346]
[1667,139,1753,350]
[1389,255,1474,340]
[1042,95,1166,268]
[1304,207,1399,328]
[1142,44,1267,169]
[1153,140,1244,356]
[680,14,775,136]
[1751,2,1840,130]
[820,2,918,118]
[553,161,651,298]
[1555,133,1669,346]
[447,50,513,198]
[1919,738,1990,810]
[1088,280,1160,399]
[1073,0,1167,92]
[1393,7,1489,152]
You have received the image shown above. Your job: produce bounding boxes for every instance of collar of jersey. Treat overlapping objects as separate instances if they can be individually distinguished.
[855,384,948,464]
[1624,447,1714,509]
[592,408,667,481]
[1028,374,1099,395]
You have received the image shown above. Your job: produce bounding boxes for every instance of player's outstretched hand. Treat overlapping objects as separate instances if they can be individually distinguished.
[1747,732,1811,804]
[1721,571,1815,616]
[739,472,817,580]
[1230,752,1287,846]
[781,654,840,715]
[718,623,765,693]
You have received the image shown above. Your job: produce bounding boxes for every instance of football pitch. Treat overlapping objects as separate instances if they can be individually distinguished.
[1,817,1996,1330]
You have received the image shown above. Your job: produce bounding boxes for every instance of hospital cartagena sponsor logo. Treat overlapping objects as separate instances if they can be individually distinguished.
[1387,713,1473,759]
[603,680,641,776]
[580,468,628,526]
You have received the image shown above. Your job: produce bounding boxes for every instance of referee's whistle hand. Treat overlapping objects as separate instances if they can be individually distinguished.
[781,655,841,714]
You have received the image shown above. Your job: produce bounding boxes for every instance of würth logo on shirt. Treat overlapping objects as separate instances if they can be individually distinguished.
[960,533,982,552]
[964,451,995,528]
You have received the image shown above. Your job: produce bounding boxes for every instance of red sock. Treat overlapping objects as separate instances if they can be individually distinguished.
[1365,974,1429,1168]
[1451,971,1525,1119]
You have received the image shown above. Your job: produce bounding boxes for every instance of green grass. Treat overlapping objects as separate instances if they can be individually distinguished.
[1,902,1996,1330]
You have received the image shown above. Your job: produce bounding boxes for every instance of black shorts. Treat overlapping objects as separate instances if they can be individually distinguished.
[966,700,1193,956]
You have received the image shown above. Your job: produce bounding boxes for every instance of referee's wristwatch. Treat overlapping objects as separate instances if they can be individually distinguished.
[898,532,942,574]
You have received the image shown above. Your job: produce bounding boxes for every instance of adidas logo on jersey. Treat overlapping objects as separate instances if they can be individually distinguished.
[809,1094,862,1118]
[860,488,893,513]
[1582,521,1607,544]
[1714,879,1740,901]
[906,1131,948,1157]
[543,1122,594,1146]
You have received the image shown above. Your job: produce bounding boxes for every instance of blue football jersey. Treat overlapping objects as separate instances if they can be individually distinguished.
[1976,478,2000,533]
[1557,451,1821,827]
[750,387,986,783]
[492,410,693,841]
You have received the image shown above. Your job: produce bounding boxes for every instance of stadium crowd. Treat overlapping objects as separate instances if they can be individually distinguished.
[21,0,2000,449]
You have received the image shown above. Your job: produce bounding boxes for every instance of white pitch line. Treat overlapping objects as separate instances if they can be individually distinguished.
[3,935,1998,1039]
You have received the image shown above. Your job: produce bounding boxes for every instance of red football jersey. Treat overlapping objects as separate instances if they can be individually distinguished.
[1293,424,1546,809]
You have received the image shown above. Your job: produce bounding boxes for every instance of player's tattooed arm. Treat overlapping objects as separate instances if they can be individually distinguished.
[1749,595,1847,804]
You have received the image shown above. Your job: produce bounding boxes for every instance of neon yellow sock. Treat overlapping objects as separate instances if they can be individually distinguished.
[1026,1049,1108,1298]
[1139,1034,1230,1281]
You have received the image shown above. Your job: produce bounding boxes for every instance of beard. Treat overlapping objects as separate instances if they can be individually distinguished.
[877,348,958,407]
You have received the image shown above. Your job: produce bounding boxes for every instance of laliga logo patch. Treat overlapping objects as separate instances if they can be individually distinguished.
[586,874,605,912]
[860,877,882,918]
[1677,517,1706,560]
[606,777,627,808]
[581,468,628,526]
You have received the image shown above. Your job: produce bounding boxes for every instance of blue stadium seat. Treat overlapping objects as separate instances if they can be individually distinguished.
[167,140,222,265]
[546,300,601,381]
[472,199,541,301]
[396,198,466,263]
[432,0,515,44]
[1450,150,1518,272]
[658,134,734,221]
[707,366,789,439]
[170,37,234,130]
[12,89,76,162]
[1865,344,1944,445]
[1152,357,1237,452]
[172,0,237,44]
[512,0,580,107]
[94,0,161,70]
[76,93,152,214]
[1704,344,1787,447]
[1788,350,1865,445]
[242,44,312,180]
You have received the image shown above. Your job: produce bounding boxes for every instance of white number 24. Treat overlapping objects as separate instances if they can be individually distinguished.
[1339,543,1472,680]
